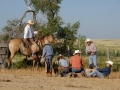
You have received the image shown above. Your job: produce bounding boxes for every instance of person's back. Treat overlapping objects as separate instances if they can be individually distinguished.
[42,44,54,57]
[70,54,83,69]
[69,50,84,73]
[58,59,69,67]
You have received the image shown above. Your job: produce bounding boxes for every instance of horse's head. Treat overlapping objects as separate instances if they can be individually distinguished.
[47,34,57,44]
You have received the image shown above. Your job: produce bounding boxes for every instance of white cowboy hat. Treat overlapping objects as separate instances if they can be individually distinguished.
[73,50,81,55]
[44,40,50,44]
[106,60,113,66]
[58,54,63,59]
[27,20,34,25]
[85,38,93,43]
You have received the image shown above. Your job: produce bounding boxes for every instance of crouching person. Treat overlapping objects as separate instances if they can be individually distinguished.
[86,60,113,78]
[69,50,84,77]
[57,54,69,77]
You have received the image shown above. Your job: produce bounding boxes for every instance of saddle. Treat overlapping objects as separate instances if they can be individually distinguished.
[22,39,32,48]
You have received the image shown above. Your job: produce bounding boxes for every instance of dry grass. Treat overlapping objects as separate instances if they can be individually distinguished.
[0,68,120,90]
[93,39,120,50]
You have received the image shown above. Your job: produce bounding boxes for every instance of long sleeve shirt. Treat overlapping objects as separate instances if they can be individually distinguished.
[42,44,54,58]
[58,59,69,67]
[86,43,97,55]
[97,66,111,76]
[24,25,37,38]
[70,55,84,69]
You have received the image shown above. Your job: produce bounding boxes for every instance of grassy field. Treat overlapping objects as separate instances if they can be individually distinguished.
[93,39,120,50]
[8,39,120,71]
[1,39,120,90]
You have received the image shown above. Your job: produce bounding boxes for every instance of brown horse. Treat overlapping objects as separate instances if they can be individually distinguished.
[7,34,56,69]
[7,38,40,69]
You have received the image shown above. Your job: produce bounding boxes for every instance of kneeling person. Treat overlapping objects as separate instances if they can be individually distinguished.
[58,54,69,77]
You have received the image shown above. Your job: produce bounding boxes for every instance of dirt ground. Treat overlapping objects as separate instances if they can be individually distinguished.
[0,68,120,90]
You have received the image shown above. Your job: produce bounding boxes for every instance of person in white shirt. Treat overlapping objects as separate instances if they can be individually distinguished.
[24,20,42,56]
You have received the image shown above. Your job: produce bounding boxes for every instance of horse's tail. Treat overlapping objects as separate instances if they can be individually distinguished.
[7,42,11,59]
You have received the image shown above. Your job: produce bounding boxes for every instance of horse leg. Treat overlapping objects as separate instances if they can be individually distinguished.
[36,61,39,70]
[8,53,15,69]
[32,60,36,71]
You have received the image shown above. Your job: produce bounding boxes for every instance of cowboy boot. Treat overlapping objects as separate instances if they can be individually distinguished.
[24,39,31,57]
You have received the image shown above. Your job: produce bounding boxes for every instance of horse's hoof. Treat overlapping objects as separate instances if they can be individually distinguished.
[7,66,11,70]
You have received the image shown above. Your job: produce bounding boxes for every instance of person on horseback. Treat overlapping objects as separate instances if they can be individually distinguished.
[24,20,42,56]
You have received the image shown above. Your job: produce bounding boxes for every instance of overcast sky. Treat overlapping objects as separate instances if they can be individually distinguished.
[0,0,120,39]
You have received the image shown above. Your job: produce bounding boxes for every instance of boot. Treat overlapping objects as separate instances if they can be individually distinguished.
[49,71,52,77]
[24,39,31,57]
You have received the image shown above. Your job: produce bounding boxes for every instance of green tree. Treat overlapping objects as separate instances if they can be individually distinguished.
[0,19,25,42]
[29,0,83,55]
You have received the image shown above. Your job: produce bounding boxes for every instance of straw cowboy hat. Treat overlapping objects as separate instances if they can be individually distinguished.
[57,54,63,59]
[106,60,113,66]
[73,50,81,55]
[85,38,93,43]
[44,40,50,45]
[27,20,34,25]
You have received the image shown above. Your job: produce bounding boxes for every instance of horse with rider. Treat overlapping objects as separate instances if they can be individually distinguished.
[7,20,56,71]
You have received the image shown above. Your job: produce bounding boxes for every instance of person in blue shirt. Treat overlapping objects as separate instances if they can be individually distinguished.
[57,54,69,77]
[86,60,113,78]
[41,40,54,77]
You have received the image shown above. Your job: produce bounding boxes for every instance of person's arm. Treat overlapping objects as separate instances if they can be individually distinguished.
[34,30,42,35]
[58,60,61,66]
[97,67,109,72]
[81,58,84,67]
[69,58,72,66]
[41,46,47,58]
[91,44,97,53]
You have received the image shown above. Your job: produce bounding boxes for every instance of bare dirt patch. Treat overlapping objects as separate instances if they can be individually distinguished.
[0,69,120,90]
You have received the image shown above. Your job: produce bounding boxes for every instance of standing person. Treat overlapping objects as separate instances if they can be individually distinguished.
[70,50,84,73]
[86,60,113,78]
[41,40,54,77]
[57,54,69,77]
[85,38,97,69]
[24,20,42,56]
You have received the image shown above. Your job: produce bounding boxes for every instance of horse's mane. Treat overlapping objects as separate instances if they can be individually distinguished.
[40,34,53,40]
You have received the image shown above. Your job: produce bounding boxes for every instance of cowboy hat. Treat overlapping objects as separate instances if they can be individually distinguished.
[85,38,93,43]
[106,60,113,66]
[73,50,81,55]
[58,54,63,59]
[27,20,34,25]
[44,40,50,44]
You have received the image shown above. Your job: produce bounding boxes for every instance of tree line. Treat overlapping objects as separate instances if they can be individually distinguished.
[0,0,86,56]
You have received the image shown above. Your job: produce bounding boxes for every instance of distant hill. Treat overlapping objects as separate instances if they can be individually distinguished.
[92,39,120,50]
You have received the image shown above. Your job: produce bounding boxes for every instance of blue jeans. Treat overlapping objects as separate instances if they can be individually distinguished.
[88,55,97,69]
[58,68,69,76]
[87,70,104,78]
[45,56,53,72]
[72,67,84,73]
